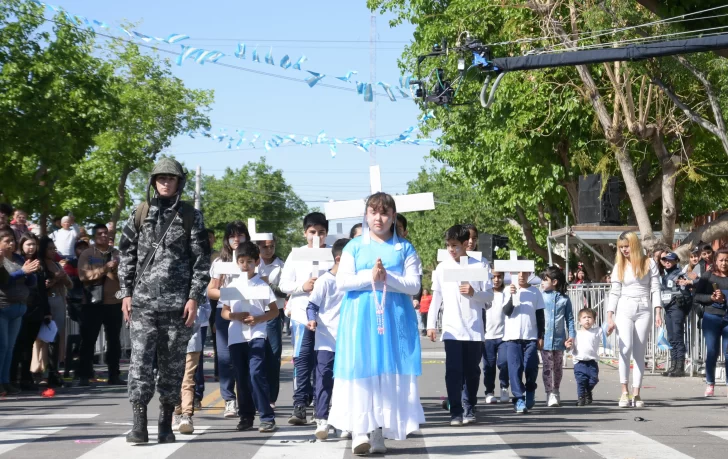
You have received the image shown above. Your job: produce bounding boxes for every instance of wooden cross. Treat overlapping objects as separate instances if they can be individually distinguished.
[324,165,435,220]
[248,218,274,242]
[285,235,334,278]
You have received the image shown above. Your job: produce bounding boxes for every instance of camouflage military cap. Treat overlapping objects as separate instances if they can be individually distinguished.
[151,158,185,179]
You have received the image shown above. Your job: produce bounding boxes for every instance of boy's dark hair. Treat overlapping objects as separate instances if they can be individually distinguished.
[541,265,567,295]
[92,223,108,237]
[463,223,478,236]
[75,239,90,250]
[444,224,469,243]
[702,243,713,252]
[0,225,15,245]
[366,192,396,215]
[235,241,260,261]
[0,203,13,216]
[578,307,596,320]
[332,238,350,259]
[349,223,362,238]
[303,212,329,232]
[396,214,407,231]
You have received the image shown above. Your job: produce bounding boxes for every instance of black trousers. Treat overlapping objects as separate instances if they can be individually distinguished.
[665,306,687,363]
[11,318,42,384]
[445,340,482,417]
[78,304,123,379]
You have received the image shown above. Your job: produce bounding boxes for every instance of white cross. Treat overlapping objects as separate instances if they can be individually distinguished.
[219,284,272,312]
[324,165,435,220]
[442,255,491,283]
[493,251,535,285]
[325,222,347,245]
[437,249,482,263]
[285,235,334,278]
[248,218,274,242]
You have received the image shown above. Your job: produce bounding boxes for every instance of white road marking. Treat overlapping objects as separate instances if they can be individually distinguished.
[567,430,693,459]
[0,427,66,455]
[422,426,520,458]
[76,426,210,459]
[250,426,348,459]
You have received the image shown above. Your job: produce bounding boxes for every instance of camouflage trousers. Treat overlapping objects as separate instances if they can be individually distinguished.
[128,308,193,406]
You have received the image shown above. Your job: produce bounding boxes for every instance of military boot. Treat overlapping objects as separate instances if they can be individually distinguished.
[126,403,149,443]
[669,361,686,377]
[158,404,176,443]
[662,360,676,377]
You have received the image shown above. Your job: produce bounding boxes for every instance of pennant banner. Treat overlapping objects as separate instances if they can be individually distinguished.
[30,1,417,103]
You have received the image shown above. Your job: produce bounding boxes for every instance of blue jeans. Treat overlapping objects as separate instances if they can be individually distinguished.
[0,304,27,384]
[445,340,481,417]
[483,338,509,393]
[505,340,539,400]
[703,312,728,385]
[315,350,335,420]
[229,338,274,423]
[574,360,599,397]
[215,310,236,401]
[291,321,316,407]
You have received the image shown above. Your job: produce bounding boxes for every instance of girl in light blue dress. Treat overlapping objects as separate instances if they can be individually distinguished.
[329,192,424,455]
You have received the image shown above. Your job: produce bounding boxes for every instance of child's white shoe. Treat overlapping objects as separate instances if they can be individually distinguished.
[315,419,329,440]
[178,414,194,434]
[484,393,496,404]
[370,428,387,454]
[339,429,352,439]
[352,434,371,455]
[547,392,560,407]
[500,387,510,403]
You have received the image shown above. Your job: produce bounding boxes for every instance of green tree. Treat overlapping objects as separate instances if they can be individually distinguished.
[0,0,115,231]
[201,159,308,258]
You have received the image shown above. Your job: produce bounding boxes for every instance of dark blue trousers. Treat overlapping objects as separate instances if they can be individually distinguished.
[665,306,687,362]
[292,322,316,407]
[265,309,283,403]
[194,325,208,400]
[445,340,482,417]
[574,360,599,397]
[230,338,274,423]
[505,340,539,400]
[315,350,335,420]
[702,312,728,385]
[215,311,236,401]
[483,338,509,393]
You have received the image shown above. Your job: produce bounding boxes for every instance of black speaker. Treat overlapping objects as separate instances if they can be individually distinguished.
[478,233,509,262]
[578,175,620,225]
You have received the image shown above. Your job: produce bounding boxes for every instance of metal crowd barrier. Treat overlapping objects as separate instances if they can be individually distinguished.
[64,310,132,367]
[567,283,725,382]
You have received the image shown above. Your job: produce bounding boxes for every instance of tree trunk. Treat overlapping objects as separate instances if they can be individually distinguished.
[515,205,566,266]
[652,134,677,245]
[614,144,656,245]
[674,213,728,260]
[110,166,134,229]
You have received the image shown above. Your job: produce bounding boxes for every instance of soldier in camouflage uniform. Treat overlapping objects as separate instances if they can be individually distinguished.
[117,158,211,444]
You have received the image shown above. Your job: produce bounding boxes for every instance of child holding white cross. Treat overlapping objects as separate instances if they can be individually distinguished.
[502,268,545,414]
[280,212,331,424]
[427,225,493,426]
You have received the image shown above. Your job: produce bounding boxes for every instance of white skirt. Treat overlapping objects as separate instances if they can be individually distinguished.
[328,374,425,441]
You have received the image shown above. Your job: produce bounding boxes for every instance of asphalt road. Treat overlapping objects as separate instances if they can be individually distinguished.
[1,336,727,459]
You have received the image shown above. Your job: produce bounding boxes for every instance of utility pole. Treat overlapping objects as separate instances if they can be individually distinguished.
[194,166,201,210]
[369,14,376,166]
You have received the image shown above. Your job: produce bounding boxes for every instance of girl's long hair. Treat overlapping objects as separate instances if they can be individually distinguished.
[38,235,56,276]
[615,231,649,281]
[220,221,250,262]
[542,265,567,295]
[18,233,39,260]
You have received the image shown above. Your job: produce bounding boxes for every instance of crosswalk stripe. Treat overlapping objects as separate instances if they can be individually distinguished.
[0,414,99,420]
[567,430,693,459]
[250,426,348,459]
[0,427,66,455]
[75,426,210,459]
[705,431,728,441]
[422,426,520,458]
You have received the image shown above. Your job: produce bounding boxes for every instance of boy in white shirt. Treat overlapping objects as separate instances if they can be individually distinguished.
[483,271,510,404]
[427,225,493,426]
[566,308,603,406]
[306,238,349,440]
[502,271,545,414]
[280,212,332,425]
[221,242,280,433]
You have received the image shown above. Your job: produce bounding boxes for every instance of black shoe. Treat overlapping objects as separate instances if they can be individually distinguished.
[126,403,149,443]
[259,421,277,433]
[158,404,176,443]
[193,398,202,411]
[108,376,127,386]
[576,397,586,406]
[586,391,593,405]
[237,417,255,431]
[668,362,686,377]
[5,384,21,395]
[78,378,91,387]
[663,360,677,377]
[288,405,307,425]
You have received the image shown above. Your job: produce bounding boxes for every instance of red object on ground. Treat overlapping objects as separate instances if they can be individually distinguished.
[41,388,55,398]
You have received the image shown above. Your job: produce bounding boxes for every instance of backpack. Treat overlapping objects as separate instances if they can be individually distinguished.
[133,200,195,241]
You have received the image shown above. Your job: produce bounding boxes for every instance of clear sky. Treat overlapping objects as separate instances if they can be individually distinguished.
[52,0,434,227]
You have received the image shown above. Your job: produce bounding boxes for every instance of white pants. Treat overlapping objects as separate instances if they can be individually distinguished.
[614,296,652,388]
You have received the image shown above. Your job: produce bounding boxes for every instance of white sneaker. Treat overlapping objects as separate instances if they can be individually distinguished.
[632,395,645,408]
[370,428,387,454]
[172,414,181,431]
[339,430,352,439]
[618,393,630,408]
[547,392,560,407]
[500,387,510,403]
[224,400,237,418]
[178,414,194,434]
[352,434,371,455]
[484,393,496,404]
[315,419,329,440]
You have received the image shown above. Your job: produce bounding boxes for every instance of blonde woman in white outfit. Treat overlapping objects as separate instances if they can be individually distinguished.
[606,232,662,408]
